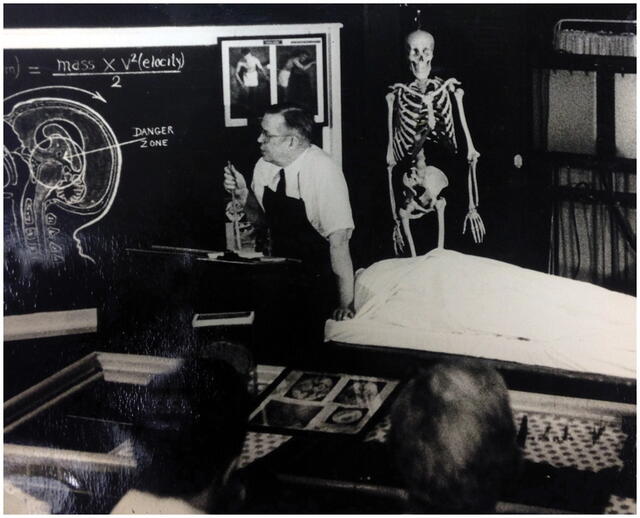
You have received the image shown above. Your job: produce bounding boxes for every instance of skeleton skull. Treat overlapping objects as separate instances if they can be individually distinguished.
[406,30,434,82]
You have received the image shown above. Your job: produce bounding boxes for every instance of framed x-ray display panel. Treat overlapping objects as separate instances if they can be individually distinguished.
[221,34,327,127]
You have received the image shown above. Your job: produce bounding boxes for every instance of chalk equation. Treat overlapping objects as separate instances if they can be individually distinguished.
[4,55,21,80]
[54,51,185,75]
[5,51,186,88]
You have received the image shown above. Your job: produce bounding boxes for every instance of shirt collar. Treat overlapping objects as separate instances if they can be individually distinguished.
[281,145,311,176]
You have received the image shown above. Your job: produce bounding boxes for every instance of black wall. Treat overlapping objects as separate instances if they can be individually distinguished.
[4,2,635,397]
[4,3,635,297]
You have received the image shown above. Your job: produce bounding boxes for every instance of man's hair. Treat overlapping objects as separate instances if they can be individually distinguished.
[389,360,520,513]
[264,103,314,142]
[127,357,250,500]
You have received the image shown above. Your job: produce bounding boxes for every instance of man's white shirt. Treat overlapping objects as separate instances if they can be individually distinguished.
[251,145,355,239]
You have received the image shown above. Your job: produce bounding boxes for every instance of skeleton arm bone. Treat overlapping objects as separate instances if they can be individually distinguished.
[386,90,406,253]
[462,161,486,243]
[453,87,485,244]
[399,212,417,257]
[389,164,405,254]
[385,91,397,168]
[453,88,481,203]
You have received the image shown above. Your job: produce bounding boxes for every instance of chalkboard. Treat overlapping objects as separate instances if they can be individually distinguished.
[4,45,232,314]
[4,24,343,316]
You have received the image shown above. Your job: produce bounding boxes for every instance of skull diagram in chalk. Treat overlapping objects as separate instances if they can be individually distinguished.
[4,96,121,266]
[386,30,486,256]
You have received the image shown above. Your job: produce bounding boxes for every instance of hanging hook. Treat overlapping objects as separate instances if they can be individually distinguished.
[414,8,422,30]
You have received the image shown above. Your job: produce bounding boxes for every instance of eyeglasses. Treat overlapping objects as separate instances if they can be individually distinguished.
[259,129,293,140]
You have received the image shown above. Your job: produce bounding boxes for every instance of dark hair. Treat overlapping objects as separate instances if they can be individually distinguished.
[128,357,250,500]
[389,360,520,513]
[240,47,250,55]
[264,103,313,142]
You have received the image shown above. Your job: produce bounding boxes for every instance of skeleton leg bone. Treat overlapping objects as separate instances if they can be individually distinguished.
[399,210,417,257]
[435,197,446,249]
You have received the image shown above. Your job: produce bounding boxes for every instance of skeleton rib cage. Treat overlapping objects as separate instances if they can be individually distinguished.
[391,78,458,165]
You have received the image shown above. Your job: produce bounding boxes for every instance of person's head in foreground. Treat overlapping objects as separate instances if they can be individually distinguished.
[389,359,520,513]
[114,357,250,513]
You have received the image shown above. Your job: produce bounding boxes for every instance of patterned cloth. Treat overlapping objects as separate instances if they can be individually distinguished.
[363,410,634,514]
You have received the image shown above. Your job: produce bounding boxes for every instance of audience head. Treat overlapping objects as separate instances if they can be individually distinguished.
[127,357,250,509]
[389,359,520,513]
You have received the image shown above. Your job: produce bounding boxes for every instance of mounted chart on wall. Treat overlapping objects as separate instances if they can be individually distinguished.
[4,24,342,317]
[221,34,326,127]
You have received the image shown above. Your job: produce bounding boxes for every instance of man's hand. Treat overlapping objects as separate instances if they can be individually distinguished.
[328,230,355,321]
[332,306,355,321]
[223,163,248,205]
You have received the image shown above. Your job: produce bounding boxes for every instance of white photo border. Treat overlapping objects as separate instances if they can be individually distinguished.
[221,35,326,128]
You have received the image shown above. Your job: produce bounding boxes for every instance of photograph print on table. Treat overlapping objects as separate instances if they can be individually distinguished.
[285,373,340,402]
[249,369,400,435]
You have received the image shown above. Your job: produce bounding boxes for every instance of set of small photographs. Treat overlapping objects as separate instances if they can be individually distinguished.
[249,370,399,435]
[221,36,325,127]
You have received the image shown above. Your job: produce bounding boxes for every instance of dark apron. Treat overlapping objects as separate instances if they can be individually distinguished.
[262,173,335,354]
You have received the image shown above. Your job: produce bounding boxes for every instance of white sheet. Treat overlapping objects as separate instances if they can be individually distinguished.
[325,249,636,380]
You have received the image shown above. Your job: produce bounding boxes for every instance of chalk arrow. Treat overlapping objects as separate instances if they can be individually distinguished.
[91,91,107,103]
[67,137,146,159]
[4,85,107,103]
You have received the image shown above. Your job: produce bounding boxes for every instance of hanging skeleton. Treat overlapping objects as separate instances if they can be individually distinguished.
[386,29,485,256]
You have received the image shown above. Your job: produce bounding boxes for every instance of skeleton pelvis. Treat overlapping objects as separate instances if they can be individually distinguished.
[421,166,448,200]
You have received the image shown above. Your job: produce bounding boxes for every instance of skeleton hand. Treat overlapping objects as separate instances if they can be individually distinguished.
[392,220,405,254]
[463,207,486,244]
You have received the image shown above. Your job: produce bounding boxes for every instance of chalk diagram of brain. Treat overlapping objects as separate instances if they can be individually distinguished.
[4,97,122,264]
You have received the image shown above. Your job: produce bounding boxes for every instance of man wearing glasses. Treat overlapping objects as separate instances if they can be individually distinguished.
[223,104,355,328]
